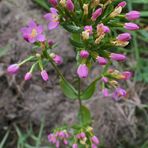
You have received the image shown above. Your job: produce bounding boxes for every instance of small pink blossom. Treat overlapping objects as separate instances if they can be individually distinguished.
[7,64,19,75]
[24,72,32,81]
[84,25,93,35]
[102,88,109,97]
[110,53,126,62]
[101,77,108,83]
[117,33,131,41]
[80,50,89,58]
[48,0,58,7]
[91,136,100,145]
[126,11,140,21]
[91,8,102,21]
[124,23,140,31]
[113,87,127,101]
[41,70,49,81]
[77,64,88,78]
[91,144,97,148]
[96,56,108,65]
[53,55,63,65]
[122,71,132,80]
[97,23,110,34]
[72,143,78,148]
[44,8,59,30]
[66,0,74,12]
[118,1,127,8]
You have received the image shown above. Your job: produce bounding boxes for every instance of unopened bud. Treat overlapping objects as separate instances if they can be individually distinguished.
[83,4,89,15]
[82,31,89,40]
[110,6,122,18]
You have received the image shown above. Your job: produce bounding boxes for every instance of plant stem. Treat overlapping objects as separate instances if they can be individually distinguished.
[78,77,82,108]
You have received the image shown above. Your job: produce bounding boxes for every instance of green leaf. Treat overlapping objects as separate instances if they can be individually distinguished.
[60,78,78,99]
[34,0,50,11]
[70,38,85,48]
[62,24,82,33]
[80,80,97,100]
[0,130,10,148]
[78,105,91,125]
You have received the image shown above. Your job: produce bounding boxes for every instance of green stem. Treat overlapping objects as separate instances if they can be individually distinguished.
[78,77,82,108]
[78,0,83,10]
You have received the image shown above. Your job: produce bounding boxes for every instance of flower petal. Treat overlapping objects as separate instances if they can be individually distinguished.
[48,21,59,30]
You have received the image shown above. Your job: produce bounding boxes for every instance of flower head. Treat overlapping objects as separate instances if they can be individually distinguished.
[24,72,32,81]
[44,8,59,30]
[7,64,19,75]
[124,23,139,31]
[80,50,89,58]
[66,0,74,12]
[118,1,127,8]
[41,70,49,81]
[72,143,78,148]
[102,88,109,97]
[91,8,102,21]
[53,55,63,65]
[84,25,93,35]
[117,33,131,41]
[91,136,100,145]
[49,0,58,7]
[122,71,132,80]
[126,11,140,21]
[21,20,45,43]
[113,87,127,101]
[77,64,88,78]
[110,53,126,62]
[96,56,108,65]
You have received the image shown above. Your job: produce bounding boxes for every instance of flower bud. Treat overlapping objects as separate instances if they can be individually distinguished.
[126,11,140,21]
[24,72,32,81]
[48,39,54,46]
[63,139,68,145]
[80,132,86,139]
[92,144,97,148]
[102,88,109,97]
[80,50,89,58]
[82,31,89,40]
[84,25,93,35]
[66,0,74,12]
[41,70,49,81]
[96,56,107,65]
[118,1,126,8]
[53,55,63,65]
[49,0,58,7]
[72,143,78,148]
[83,4,89,15]
[117,33,131,41]
[91,8,102,21]
[91,136,100,145]
[7,64,19,75]
[113,87,127,100]
[124,23,139,31]
[101,77,108,83]
[122,71,132,80]
[77,64,88,78]
[110,53,126,62]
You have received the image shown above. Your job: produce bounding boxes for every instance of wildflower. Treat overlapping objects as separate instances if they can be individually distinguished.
[124,23,139,31]
[48,39,54,46]
[77,64,88,78]
[80,50,89,58]
[49,0,58,7]
[83,4,89,15]
[91,8,102,21]
[118,1,127,8]
[91,144,97,148]
[96,56,107,65]
[53,55,63,65]
[97,23,110,35]
[82,31,90,40]
[66,0,74,12]
[113,87,127,100]
[122,71,132,80]
[7,64,19,75]
[84,25,93,35]
[101,77,108,83]
[102,88,109,97]
[24,72,32,81]
[110,53,126,62]
[126,11,140,21]
[44,8,59,30]
[21,20,45,43]
[72,143,78,148]
[41,70,49,81]
[91,136,100,145]
[117,33,131,41]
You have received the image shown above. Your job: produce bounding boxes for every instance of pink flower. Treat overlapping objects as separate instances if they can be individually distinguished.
[21,20,45,43]
[122,71,132,80]
[101,77,108,83]
[117,33,131,41]
[24,72,32,81]
[102,88,109,97]
[97,23,110,34]
[41,70,49,81]
[66,0,74,12]
[48,39,54,46]
[96,56,107,65]
[72,143,78,148]
[63,139,68,145]
[92,144,97,148]
[48,133,56,143]
[126,11,140,21]
[91,8,102,21]
[48,0,58,7]
[110,53,126,62]
[80,50,89,58]
[44,8,59,30]
[7,64,19,75]
[118,1,127,8]
[77,64,88,78]
[124,23,139,31]
[84,25,93,35]
[53,55,63,65]
[91,136,100,145]
[113,87,127,101]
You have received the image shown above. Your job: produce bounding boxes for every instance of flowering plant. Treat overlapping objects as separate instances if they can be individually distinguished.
[7,0,140,147]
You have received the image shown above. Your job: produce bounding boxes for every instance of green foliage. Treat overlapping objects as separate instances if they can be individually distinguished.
[0,130,10,148]
[33,0,50,11]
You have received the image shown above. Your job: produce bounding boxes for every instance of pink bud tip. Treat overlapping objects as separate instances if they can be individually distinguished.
[101,77,108,83]
[72,144,78,148]
[84,26,93,35]
[7,64,19,75]
[96,56,108,65]
[66,0,74,12]
[103,26,110,33]
[110,53,126,62]
[53,55,63,65]
[80,50,89,58]
[117,33,131,41]
[91,136,100,145]
[118,1,127,8]
[124,23,140,31]
[48,0,58,7]
[41,70,49,81]
[91,8,102,21]
[126,11,140,21]
[77,64,88,78]
[48,39,54,46]
[24,72,32,81]
[122,71,132,80]
[113,87,127,101]
[63,139,68,145]
[92,144,98,148]
[102,88,109,97]
[80,132,86,139]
